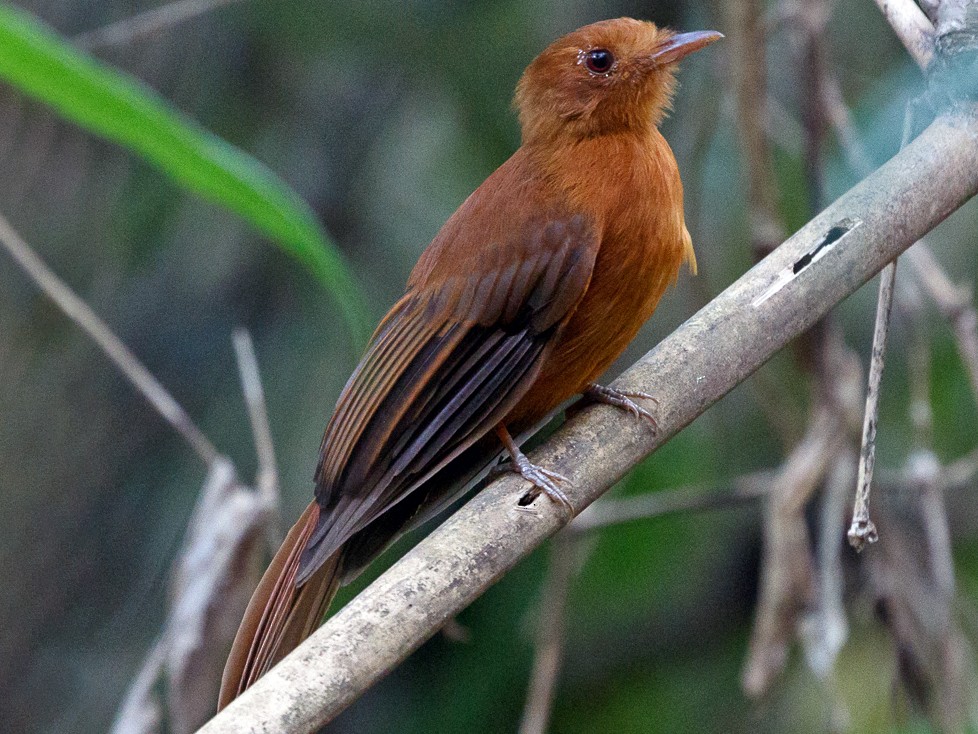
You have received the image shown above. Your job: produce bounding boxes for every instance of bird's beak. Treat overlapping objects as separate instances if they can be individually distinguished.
[652,30,723,65]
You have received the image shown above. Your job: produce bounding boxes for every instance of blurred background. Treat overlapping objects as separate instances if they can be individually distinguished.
[1,0,977,732]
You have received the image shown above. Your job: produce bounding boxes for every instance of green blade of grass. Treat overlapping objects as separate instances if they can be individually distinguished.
[0,3,369,343]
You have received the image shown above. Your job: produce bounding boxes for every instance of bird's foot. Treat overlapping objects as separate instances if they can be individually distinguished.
[510,451,573,513]
[496,424,574,517]
[583,383,658,430]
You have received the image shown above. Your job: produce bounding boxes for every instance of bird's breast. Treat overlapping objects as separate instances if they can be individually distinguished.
[506,131,691,428]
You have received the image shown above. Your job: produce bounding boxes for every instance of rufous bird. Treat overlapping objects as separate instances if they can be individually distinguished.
[220,17,721,707]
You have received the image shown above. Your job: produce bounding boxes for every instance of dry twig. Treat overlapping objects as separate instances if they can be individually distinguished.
[848,261,894,550]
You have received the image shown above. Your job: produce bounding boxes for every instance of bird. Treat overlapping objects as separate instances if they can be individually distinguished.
[219,17,720,708]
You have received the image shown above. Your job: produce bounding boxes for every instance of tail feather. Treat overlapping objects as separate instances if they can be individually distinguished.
[218,501,342,710]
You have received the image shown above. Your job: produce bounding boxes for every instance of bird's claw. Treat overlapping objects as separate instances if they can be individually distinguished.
[510,454,573,515]
[584,383,658,430]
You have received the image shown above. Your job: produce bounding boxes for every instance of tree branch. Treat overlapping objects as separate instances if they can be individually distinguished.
[197,108,978,733]
[872,0,937,69]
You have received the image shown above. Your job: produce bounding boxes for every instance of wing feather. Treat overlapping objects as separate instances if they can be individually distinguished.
[296,211,598,585]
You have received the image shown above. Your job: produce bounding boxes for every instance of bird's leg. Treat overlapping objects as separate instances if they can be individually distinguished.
[581,383,658,430]
[495,424,574,515]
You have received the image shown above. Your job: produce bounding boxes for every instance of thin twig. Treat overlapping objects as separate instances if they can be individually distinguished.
[848,260,894,550]
[796,0,833,215]
[0,211,218,465]
[232,328,281,516]
[871,0,936,70]
[197,110,978,734]
[822,73,877,175]
[911,451,956,599]
[848,98,921,550]
[74,0,243,49]
[571,472,770,533]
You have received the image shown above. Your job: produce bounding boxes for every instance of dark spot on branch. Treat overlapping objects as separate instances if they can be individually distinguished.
[793,221,853,274]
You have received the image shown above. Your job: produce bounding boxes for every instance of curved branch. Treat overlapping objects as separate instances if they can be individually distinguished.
[197,107,978,734]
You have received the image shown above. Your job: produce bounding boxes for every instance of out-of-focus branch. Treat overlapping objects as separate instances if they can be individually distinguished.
[872,0,937,69]
[0,211,219,465]
[727,0,786,257]
[740,0,863,697]
[906,245,978,406]
[571,472,770,532]
[517,533,589,734]
[197,108,978,733]
[232,328,282,544]
[114,336,282,733]
[74,0,242,49]
[742,407,840,696]
[728,0,802,446]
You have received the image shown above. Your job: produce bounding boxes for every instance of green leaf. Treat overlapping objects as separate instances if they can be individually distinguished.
[0,3,369,343]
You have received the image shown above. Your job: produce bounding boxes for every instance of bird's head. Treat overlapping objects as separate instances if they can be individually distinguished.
[515,18,721,143]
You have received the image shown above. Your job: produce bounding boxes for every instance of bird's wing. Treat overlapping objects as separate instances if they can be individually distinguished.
[297,212,598,583]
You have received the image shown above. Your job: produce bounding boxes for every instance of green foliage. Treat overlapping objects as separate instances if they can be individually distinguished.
[0,2,368,342]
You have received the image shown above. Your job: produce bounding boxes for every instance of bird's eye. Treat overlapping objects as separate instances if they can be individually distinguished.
[583,48,615,74]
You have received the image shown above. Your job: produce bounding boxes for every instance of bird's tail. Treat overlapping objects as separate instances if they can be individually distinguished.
[218,501,342,710]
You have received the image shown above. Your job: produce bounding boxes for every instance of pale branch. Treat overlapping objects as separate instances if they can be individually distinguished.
[848,261,895,550]
[0,211,219,466]
[74,0,243,49]
[849,98,919,550]
[872,0,937,69]
[232,328,282,543]
[196,107,978,733]
[570,472,770,533]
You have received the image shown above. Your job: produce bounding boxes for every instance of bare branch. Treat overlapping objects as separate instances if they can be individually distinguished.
[74,0,243,49]
[571,472,770,532]
[849,98,921,550]
[872,0,936,69]
[232,328,281,529]
[196,108,978,733]
[848,261,895,550]
[0,211,219,466]
[727,0,786,257]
